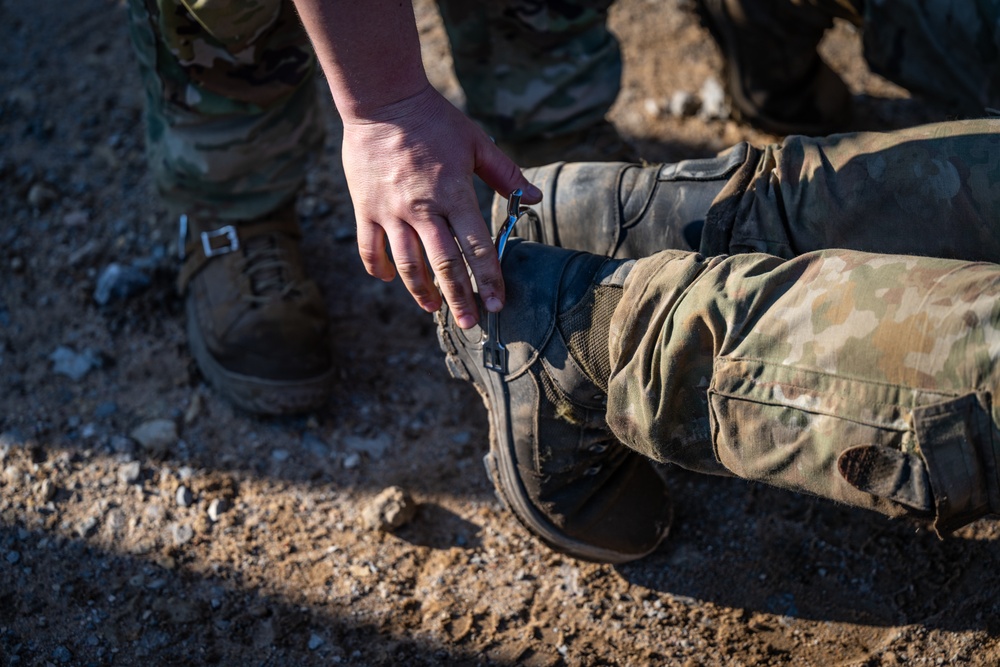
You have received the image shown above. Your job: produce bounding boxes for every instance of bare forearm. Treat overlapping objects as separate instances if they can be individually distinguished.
[291,0,430,121]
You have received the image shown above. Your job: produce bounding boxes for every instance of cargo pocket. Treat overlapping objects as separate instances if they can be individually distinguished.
[708,358,946,520]
[905,392,996,535]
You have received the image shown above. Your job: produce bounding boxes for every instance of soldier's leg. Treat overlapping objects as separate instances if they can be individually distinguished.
[698,0,862,135]
[127,0,333,415]
[709,118,1000,262]
[609,247,1000,533]
[127,0,323,219]
[493,119,1000,264]
[860,1,1000,116]
[435,0,632,165]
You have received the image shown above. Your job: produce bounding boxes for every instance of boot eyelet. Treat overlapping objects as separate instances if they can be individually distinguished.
[589,443,608,454]
[585,465,602,476]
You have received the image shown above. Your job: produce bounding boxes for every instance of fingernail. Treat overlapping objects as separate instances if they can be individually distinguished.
[485,296,503,313]
[525,184,542,200]
[457,313,477,329]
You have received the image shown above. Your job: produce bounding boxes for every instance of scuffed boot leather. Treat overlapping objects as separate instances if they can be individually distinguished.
[436,239,672,563]
[177,204,333,415]
[492,143,750,258]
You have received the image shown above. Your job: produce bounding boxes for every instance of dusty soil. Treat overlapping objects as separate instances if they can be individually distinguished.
[2,0,999,665]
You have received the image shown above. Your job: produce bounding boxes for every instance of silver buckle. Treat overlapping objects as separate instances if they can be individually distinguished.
[200,225,240,258]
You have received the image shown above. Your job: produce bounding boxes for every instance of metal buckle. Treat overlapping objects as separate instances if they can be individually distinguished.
[200,225,240,258]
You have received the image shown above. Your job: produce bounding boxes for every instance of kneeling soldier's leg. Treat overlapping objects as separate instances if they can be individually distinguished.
[610,248,1000,533]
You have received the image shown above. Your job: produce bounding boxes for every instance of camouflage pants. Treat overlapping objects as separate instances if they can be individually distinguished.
[608,119,1000,532]
[128,0,1000,217]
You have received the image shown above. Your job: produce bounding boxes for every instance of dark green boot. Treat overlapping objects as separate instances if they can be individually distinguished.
[698,0,861,136]
[436,239,672,563]
[492,143,752,258]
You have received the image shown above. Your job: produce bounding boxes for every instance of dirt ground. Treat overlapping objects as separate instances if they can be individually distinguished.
[2,0,999,665]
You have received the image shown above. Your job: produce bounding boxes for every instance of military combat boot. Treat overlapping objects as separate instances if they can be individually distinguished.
[492,143,753,258]
[177,204,333,415]
[436,239,672,563]
[698,0,861,135]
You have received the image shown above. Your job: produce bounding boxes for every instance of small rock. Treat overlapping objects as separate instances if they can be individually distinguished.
[93,263,151,305]
[68,239,102,266]
[94,401,119,419]
[38,478,56,502]
[9,256,24,273]
[50,645,72,664]
[171,523,194,546]
[62,210,89,227]
[342,453,361,470]
[343,433,392,460]
[176,485,193,508]
[698,77,728,120]
[669,90,700,117]
[270,449,289,462]
[643,97,664,117]
[130,419,177,457]
[118,461,142,485]
[76,516,99,538]
[183,393,202,425]
[50,346,102,381]
[207,498,228,522]
[6,550,21,564]
[27,183,57,209]
[308,633,325,651]
[302,433,329,457]
[362,486,418,532]
[333,226,356,243]
[109,435,136,456]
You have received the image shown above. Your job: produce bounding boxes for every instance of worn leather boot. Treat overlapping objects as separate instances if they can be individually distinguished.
[492,143,752,258]
[698,0,861,135]
[177,204,333,415]
[436,239,672,563]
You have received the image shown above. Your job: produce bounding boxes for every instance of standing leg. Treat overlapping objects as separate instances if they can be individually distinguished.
[436,0,632,165]
[128,0,333,415]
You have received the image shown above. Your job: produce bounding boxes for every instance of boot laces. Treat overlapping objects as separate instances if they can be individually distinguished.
[239,234,301,303]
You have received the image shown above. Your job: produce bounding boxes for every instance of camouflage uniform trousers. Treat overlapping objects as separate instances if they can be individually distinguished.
[126,0,618,219]
[608,119,1000,533]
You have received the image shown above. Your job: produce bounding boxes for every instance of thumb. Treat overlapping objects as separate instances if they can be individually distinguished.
[473,135,543,205]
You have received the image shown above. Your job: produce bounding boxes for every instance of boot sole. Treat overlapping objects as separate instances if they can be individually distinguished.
[435,306,668,564]
[186,300,333,416]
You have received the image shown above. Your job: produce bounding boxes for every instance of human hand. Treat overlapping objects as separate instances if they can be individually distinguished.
[340,84,542,329]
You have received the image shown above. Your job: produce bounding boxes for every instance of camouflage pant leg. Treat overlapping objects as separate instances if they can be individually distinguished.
[436,0,620,142]
[127,0,323,220]
[703,119,1000,263]
[861,0,1000,114]
[608,248,1000,533]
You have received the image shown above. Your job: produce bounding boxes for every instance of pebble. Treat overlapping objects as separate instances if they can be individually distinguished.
[308,634,325,651]
[342,453,361,470]
[698,77,728,120]
[38,479,56,502]
[6,550,20,564]
[343,433,392,460]
[93,263,151,305]
[183,394,202,425]
[361,486,418,532]
[175,485,193,508]
[118,461,141,485]
[669,90,700,117]
[270,449,289,462]
[130,419,177,457]
[94,401,119,419]
[207,498,228,522]
[171,523,194,546]
[27,183,57,209]
[302,432,329,457]
[49,346,102,381]
[62,210,89,227]
[50,646,72,664]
